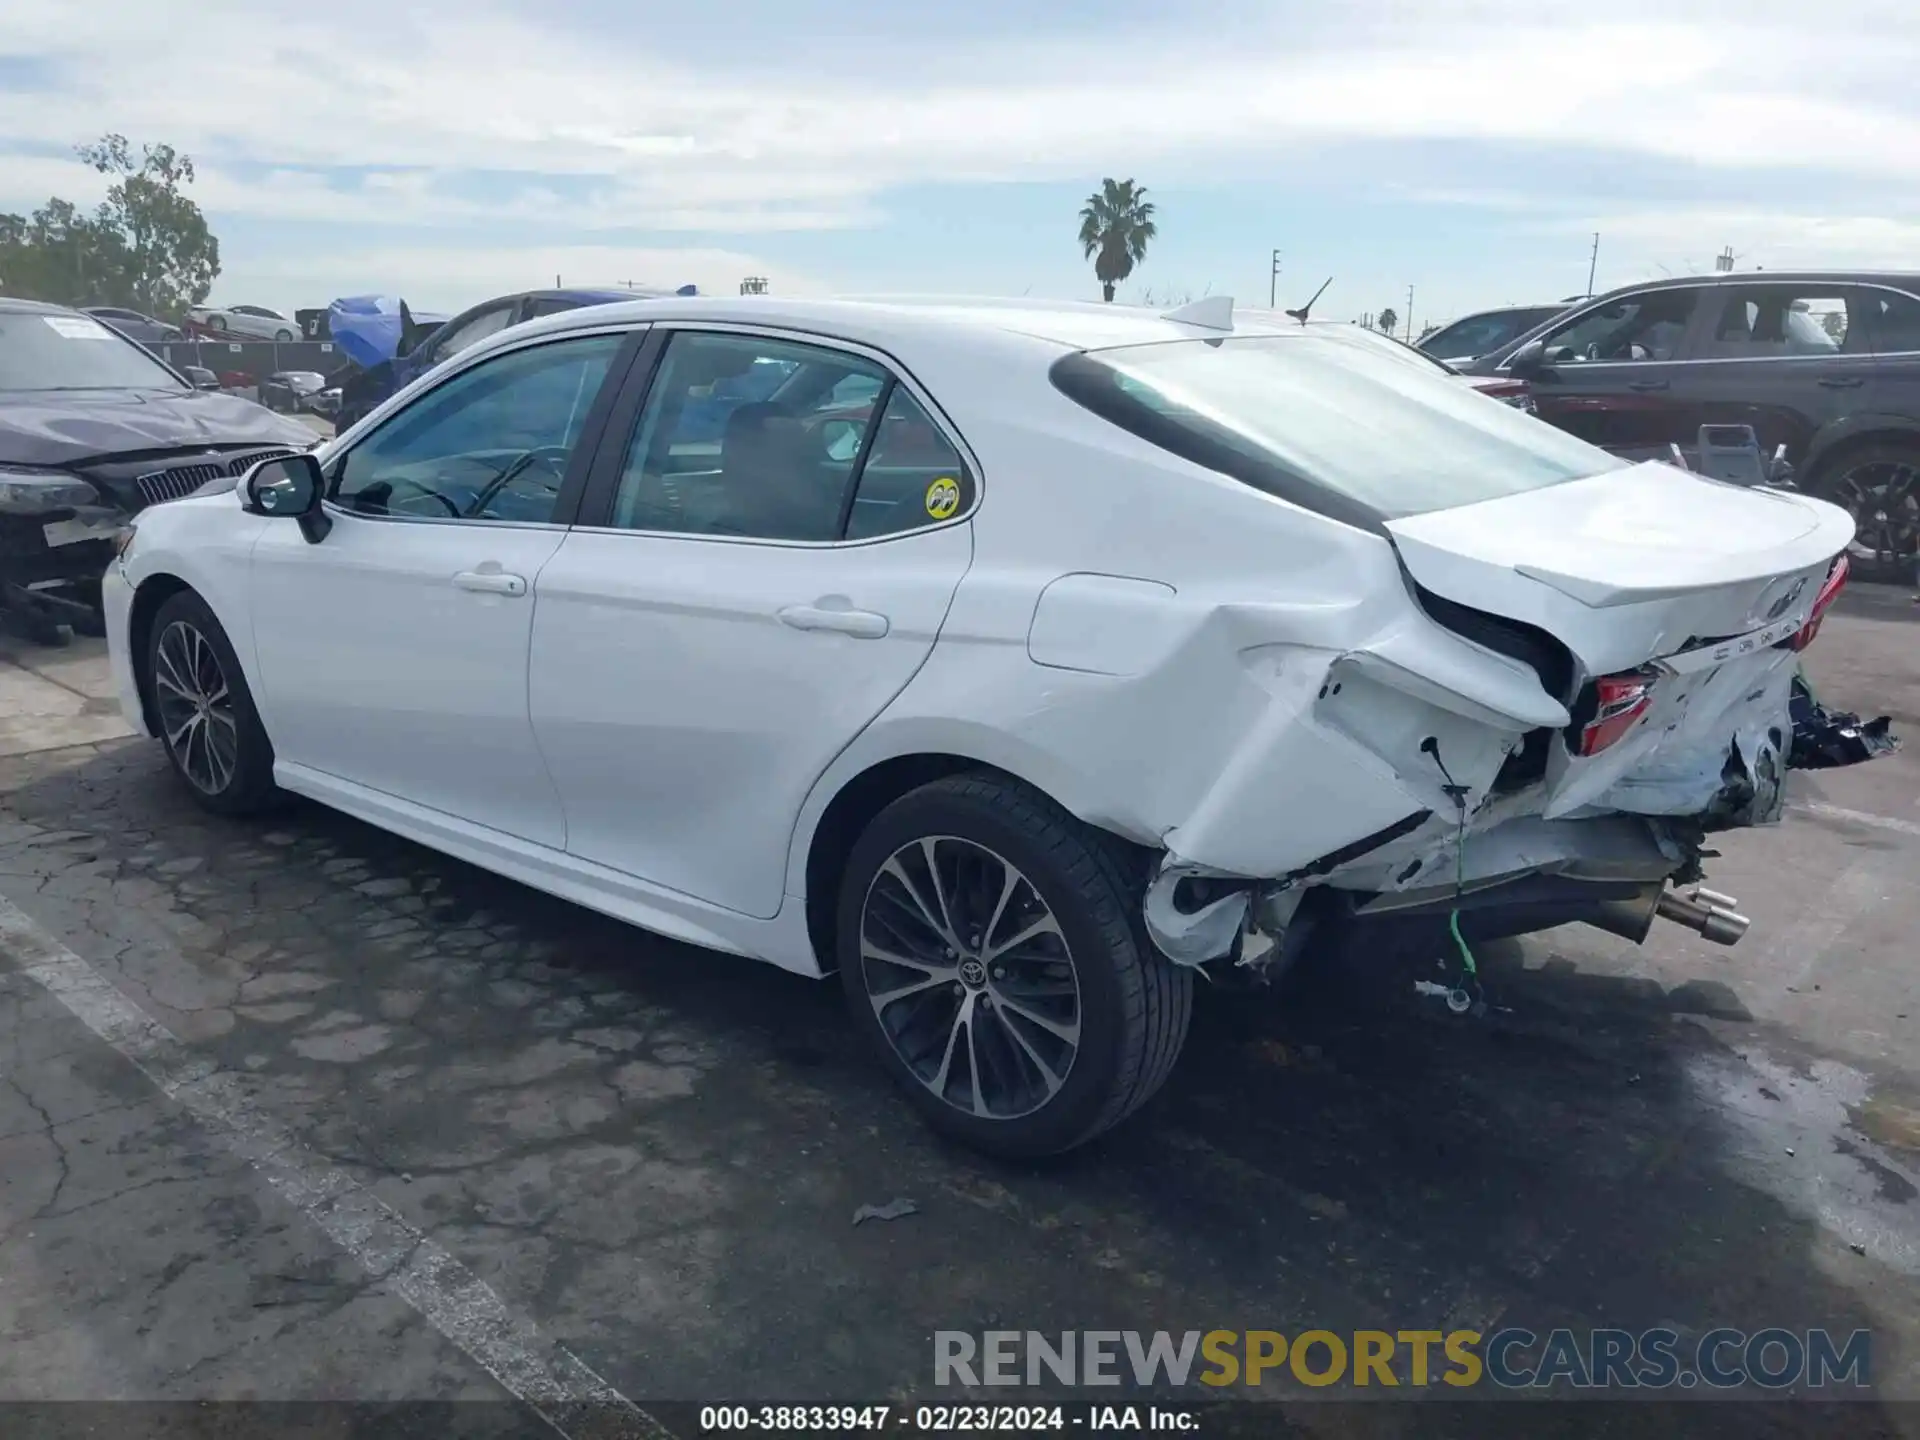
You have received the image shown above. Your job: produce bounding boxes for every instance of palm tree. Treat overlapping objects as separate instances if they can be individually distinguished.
[1078,179,1157,302]
[1377,307,1399,338]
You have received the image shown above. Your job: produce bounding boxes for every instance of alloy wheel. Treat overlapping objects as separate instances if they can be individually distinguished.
[153,620,239,796]
[1832,458,1920,563]
[857,836,1082,1120]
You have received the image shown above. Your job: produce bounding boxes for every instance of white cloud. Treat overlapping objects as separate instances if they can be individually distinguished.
[5,1,1918,227]
[6,0,1918,312]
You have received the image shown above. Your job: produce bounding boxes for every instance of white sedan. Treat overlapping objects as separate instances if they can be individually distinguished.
[187,304,299,341]
[102,294,1855,1156]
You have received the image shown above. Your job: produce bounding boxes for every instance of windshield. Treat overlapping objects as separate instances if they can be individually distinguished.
[0,310,188,391]
[1050,332,1626,527]
[1419,307,1561,360]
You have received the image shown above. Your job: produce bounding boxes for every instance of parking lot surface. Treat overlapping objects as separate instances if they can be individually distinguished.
[0,587,1916,1436]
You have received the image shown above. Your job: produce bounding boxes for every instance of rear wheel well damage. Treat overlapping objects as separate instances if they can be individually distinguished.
[802,754,1157,972]
[126,572,194,735]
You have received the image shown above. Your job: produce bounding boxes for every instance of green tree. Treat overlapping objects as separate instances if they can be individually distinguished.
[0,134,219,318]
[1377,307,1399,338]
[1078,178,1157,302]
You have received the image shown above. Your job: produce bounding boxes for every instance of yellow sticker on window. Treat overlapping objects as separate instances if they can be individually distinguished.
[924,475,961,520]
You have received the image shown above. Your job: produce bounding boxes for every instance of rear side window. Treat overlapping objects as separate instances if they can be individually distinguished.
[1867,290,1920,353]
[844,388,975,539]
[606,330,973,542]
[1050,333,1625,528]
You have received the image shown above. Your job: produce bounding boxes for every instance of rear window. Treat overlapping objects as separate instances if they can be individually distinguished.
[0,310,187,392]
[1050,332,1625,528]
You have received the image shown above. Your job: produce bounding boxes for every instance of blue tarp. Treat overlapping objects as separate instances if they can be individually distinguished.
[326,295,413,370]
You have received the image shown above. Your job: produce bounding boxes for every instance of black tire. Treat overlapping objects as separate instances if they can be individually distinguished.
[837,773,1191,1158]
[274,329,294,342]
[1811,442,1920,563]
[145,589,280,815]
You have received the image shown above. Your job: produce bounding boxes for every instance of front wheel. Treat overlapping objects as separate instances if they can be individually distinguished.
[837,773,1191,1157]
[146,590,280,815]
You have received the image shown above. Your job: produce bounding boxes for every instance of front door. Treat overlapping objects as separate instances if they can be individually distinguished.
[250,330,629,848]
[529,327,978,918]
[1523,286,1708,462]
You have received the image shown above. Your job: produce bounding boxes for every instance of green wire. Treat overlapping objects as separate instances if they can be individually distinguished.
[1447,806,1478,979]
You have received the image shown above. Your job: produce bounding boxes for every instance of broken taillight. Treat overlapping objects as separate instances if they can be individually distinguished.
[1787,553,1849,652]
[1579,671,1656,756]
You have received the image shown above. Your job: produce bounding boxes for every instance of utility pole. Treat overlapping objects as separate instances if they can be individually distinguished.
[1269,249,1283,310]
[1587,233,1599,296]
[1404,285,1414,343]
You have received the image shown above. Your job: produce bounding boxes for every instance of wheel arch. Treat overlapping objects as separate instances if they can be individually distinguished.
[794,730,1160,974]
[126,572,197,736]
[1804,416,1920,487]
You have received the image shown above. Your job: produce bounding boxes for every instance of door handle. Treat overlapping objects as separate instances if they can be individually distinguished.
[1818,376,1865,389]
[452,569,527,596]
[1626,378,1670,392]
[778,603,889,639]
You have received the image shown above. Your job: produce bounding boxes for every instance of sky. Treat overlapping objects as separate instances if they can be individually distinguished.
[2,0,1917,330]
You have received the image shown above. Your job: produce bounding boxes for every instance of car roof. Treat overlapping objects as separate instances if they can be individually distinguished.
[539,288,648,304]
[496,293,1317,359]
[0,296,77,316]
[1587,270,1920,301]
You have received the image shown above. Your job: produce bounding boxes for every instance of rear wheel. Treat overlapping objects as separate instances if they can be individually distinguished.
[837,773,1191,1157]
[146,590,279,815]
[1814,443,1920,571]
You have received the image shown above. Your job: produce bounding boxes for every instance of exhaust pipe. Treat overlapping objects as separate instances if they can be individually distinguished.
[1655,887,1749,946]
[1582,882,1751,947]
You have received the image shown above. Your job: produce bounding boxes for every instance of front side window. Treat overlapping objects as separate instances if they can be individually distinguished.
[610,332,893,541]
[332,334,622,523]
[1704,287,1863,357]
[1540,290,1698,364]
[1052,333,1625,527]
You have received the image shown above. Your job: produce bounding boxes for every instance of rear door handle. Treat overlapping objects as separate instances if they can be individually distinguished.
[1818,376,1865,389]
[452,569,527,596]
[778,603,889,639]
[1627,378,1670,392]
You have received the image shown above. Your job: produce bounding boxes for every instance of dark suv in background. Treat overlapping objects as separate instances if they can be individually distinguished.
[1462,272,1920,569]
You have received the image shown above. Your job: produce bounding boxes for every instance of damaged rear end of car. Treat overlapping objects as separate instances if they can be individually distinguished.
[1042,322,1895,987]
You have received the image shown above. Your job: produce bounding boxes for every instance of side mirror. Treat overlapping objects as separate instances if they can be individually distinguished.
[241,453,331,543]
[1506,339,1549,379]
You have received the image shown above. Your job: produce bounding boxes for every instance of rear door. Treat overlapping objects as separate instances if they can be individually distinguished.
[1520,286,1709,461]
[1672,282,1879,468]
[528,326,977,919]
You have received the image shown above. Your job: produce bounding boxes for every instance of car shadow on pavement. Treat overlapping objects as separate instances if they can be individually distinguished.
[0,743,1907,1436]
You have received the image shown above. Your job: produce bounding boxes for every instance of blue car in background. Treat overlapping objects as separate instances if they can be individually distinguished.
[331,285,695,429]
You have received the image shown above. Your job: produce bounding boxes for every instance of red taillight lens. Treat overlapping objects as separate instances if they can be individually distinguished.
[1787,553,1849,652]
[1580,671,1655,756]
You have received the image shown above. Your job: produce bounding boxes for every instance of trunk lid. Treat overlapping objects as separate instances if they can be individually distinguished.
[1385,461,1855,678]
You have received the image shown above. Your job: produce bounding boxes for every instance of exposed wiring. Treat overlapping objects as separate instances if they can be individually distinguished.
[1420,737,1480,984]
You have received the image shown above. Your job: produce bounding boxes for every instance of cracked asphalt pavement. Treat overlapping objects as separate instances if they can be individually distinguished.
[0,587,1917,1437]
